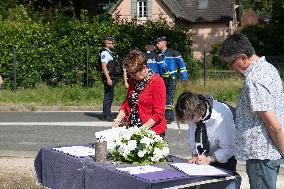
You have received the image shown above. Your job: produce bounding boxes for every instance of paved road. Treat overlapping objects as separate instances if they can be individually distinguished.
[1,111,283,189]
[0,111,283,169]
[0,111,190,158]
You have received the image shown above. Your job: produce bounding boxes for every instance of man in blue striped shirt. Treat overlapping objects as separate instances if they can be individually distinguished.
[145,42,167,76]
[156,36,188,124]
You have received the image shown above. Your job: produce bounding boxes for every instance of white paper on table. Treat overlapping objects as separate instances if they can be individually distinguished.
[95,127,126,150]
[116,165,164,175]
[170,163,228,176]
[53,146,96,157]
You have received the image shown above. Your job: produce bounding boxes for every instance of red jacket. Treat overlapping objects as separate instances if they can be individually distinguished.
[120,73,166,134]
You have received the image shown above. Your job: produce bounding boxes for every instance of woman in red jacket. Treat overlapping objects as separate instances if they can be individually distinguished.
[112,50,167,137]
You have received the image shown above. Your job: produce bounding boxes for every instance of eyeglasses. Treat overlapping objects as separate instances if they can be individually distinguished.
[107,42,115,45]
[127,69,141,76]
[227,56,239,68]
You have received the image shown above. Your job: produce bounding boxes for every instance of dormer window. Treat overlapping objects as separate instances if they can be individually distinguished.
[137,0,147,18]
[198,0,208,9]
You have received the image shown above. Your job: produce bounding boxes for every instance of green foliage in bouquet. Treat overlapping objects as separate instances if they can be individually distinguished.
[110,127,169,165]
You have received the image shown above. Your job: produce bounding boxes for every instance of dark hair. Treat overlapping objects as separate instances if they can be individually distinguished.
[104,36,115,42]
[123,50,147,71]
[145,44,155,51]
[175,91,206,123]
[218,33,255,61]
[157,36,167,42]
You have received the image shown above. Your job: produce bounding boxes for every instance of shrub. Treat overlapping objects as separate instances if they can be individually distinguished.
[0,8,194,89]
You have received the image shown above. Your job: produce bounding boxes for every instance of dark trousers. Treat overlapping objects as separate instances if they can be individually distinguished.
[206,156,241,189]
[102,78,117,118]
[163,76,176,122]
[210,156,237,171]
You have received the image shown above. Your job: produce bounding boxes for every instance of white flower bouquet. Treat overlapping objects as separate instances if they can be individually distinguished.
[110,126,169,164]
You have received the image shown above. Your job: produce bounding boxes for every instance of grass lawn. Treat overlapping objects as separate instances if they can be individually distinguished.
[0,78,243,107]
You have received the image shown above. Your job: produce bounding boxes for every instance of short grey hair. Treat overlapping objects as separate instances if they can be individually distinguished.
[218,33,255,61]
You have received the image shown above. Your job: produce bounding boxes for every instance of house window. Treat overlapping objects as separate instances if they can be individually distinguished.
[198,0,208,9]
[137,0,147,18]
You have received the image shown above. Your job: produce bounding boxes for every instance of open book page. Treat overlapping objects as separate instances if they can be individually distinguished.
[117,165,164,175]
[170,163,228,176]
[53,146,96,157]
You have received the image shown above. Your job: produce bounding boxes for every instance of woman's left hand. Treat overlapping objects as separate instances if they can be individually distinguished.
[112,119,121,128]
[141,118,155,129]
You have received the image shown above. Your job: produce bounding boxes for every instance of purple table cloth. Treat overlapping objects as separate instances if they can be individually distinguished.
[34,145,237,189]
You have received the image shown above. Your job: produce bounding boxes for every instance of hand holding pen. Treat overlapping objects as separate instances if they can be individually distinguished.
[197,150,216,165]
[196,150,210,165]
[188,150,207,164]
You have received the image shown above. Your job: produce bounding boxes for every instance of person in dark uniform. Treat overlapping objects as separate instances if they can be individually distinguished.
[99,36,122,121]
[156,36,188,124]
[144,42,167,76]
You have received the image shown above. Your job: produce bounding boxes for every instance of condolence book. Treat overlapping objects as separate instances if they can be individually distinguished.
[170,163,229,177]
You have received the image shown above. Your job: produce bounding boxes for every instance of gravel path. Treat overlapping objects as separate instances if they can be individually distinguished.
[0,157,42,189]
[0,157,283,189]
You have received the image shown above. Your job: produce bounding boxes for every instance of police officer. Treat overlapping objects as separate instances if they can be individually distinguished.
[99,36,121,121]
[144,41,167,76]
[156,36,188,124]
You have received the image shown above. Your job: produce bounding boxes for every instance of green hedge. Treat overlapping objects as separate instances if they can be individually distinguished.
[0,6,194,89]
[241,24,284,56]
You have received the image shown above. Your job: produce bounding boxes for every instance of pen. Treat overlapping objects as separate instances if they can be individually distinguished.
[195,144,200,155]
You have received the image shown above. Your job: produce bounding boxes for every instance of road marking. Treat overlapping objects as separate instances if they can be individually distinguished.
[0,122,188,130]
[33,111,104,113]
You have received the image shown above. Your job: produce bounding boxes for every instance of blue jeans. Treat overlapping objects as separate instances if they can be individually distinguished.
[246,159,281,189]
[102,78,117,118]
[163,76,176,122]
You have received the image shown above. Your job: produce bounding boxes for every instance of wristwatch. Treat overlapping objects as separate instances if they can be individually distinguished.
[208,154,217,163]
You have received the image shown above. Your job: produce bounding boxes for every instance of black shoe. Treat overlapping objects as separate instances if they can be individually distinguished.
[101,116,114,122]
[167,120,172,124]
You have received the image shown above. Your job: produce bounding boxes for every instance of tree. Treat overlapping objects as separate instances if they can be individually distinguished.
[271,0,284,25]
[18,0,119,16]
[0,0,21,18]
[241,0,272,21]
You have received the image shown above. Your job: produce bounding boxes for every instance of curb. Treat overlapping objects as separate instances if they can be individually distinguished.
[0,105,121,112]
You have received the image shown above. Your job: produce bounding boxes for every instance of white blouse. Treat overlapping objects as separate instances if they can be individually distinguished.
[188,100,236,163]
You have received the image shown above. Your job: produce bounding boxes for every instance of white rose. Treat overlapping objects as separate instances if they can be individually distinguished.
[140,137,151,146]
[161,146,170,156]
[150,153,161,162]
[118,144,130,157]
[108,142,116,151]
[122,132,132,141]
[127,140,137,151]
[118,144,125,154]
[153,147,164,160]
[138,150,147,157]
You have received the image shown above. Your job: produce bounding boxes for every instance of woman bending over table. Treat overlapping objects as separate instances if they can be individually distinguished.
[112,50,166,137]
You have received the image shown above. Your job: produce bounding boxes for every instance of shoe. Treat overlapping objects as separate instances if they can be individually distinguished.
[101,116,115,122]
[167,120,172,124]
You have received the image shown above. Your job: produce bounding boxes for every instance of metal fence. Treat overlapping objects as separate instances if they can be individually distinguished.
[198,53,284,87]
[0,47,99,91]
[1,47,284,90]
